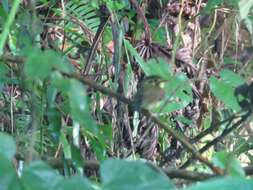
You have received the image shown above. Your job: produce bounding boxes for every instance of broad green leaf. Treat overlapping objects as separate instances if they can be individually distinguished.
[185,177,253,190]
[51,72,98,134]
[55,55,74,73]
[54,175,95,190]
[21,161,62,190]
[68,80,98,134]
[145,58,172,79]
[51,71,71,92]
[0,155,20,190]
[24,49,59,80]
[0,132,16,159]
[155,74,192,113]
[150,20,167,45]
[220,69,245,87]
[239,0,253,20]
[101,159,174,190]
[68,80,86,119]
[24,49,71,80]
[209,76,241,111]
[212,152,245,177]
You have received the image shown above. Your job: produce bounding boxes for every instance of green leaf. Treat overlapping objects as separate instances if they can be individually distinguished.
[0,155,20,190]
[54,175,95,190]
[51,72,71,92]
[0,132,16,159]
[68,80,86,119]
[145,58,172,79]
[21,161,63,190]
[220,69,245,87]
[209,76,241,111]
[184,177,253,190]
[155,74,192,113]
[101,159,174,190]
[24,49,71,80]
[68,80,98,134]
[24,49,59,80]
[51,72,98,134]
[239,0,253,20]
[212,152,245,177]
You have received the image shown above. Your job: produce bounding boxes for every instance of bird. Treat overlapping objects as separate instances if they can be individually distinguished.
[133,75,167,111]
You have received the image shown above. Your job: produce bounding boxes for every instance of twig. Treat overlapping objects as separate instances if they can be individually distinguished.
[45,158,215,181]
[0,54,24,63]
[142,109,223,174]
[63,72,132,105]
[14,154,253,180]
[191,113,240,143]
[63,72,223,174]
[162,167,215,181]
[82,5,110,74]
[181,112,251,169]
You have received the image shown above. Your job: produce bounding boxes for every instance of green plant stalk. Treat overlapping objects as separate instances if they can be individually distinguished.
[171,0,185,67]
[111,13,123,82]
[0,0,21,56]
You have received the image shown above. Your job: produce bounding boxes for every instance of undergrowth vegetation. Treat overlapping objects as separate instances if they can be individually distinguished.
[1,0,253,189]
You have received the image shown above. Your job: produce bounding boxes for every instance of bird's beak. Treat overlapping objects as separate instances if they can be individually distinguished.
[159,80,167,88]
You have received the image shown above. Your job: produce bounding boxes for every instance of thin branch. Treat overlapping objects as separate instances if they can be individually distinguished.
[82,5,110,74]
[1,55,223,174]
[63,72,223,175]
[181,112,251,169]
[62,72,132,105]
[191,114,240,143]
[142,109,223,174]
[162,167,215,181]
[1,54,24,63]
[14,153,252,180]
[45,158,215,181]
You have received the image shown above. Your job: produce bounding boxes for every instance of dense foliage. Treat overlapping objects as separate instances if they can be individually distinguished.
[1,0,253,189]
